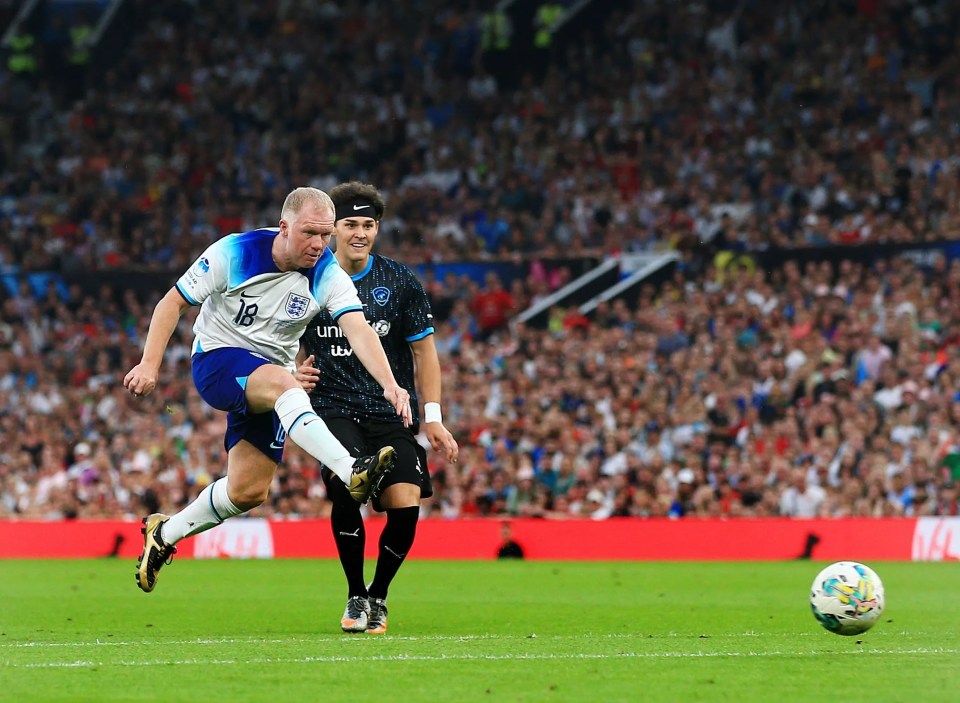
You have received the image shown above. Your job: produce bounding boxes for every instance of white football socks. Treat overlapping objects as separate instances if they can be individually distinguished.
[160,389,358,546]
[275,387,356,483]
[161,478,244,545]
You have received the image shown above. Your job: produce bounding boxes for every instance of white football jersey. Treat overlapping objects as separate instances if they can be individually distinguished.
[176,228,362,370]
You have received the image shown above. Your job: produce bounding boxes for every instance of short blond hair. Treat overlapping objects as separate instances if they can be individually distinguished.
[281,187,334,221]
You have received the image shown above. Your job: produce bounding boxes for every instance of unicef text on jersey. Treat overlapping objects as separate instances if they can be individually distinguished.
[315,319,391,340]
[316,324,352,356]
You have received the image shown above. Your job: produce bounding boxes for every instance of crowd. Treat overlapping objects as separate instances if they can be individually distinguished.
[2,252,960,521]
[3,0,960,276]
[2,0,960,520]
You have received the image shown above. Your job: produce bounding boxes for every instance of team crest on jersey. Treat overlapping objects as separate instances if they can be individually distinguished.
[372,286,391,306]
[285,292,310,319]
[372,320,391,336]
[192,257,210,277]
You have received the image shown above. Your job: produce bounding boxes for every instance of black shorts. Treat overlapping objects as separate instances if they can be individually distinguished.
[320,415,432,510]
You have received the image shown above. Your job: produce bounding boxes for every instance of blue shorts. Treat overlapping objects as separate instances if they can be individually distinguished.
[192,347,286,463]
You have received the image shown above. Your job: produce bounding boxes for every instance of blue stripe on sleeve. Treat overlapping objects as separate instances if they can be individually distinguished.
[176,282,199,305]
[406,327,435,342]
[331,305,364,321]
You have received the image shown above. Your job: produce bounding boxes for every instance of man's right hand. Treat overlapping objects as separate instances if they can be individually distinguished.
[295,354,320,392]
[123,363,159,397]
[384,384,412,427]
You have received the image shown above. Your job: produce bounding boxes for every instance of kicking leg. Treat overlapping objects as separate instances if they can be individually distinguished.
[246,366,393,501]
[136,440,275,593]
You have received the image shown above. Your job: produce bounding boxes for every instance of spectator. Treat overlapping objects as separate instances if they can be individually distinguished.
[470,272,516,341]
[496,522,525,559]
[780,468,827,518]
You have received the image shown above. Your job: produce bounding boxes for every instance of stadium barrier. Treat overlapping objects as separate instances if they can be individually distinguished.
[1,517,958,561]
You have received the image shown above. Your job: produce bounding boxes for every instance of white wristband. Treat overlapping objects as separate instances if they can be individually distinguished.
[424,402,443,424]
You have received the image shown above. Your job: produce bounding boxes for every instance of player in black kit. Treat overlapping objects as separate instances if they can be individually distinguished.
[297,182,459,634]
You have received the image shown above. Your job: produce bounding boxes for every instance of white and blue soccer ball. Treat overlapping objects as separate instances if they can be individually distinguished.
[810,561,885,636]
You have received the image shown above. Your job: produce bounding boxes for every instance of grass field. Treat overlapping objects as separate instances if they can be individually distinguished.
[1,558,957,703]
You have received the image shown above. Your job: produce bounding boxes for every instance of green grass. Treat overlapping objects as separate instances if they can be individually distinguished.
[0,559,957,703]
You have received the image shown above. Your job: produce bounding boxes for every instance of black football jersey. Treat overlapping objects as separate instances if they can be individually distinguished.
[302,254,434,423]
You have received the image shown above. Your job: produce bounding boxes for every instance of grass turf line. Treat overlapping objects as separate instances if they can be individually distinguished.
[0,559,957,703]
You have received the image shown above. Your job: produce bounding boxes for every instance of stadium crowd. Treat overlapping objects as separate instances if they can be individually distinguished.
[2,0,960,520]
[3,0,960,273]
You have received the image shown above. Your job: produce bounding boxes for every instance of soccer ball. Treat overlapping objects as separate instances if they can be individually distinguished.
[809,561,885,636]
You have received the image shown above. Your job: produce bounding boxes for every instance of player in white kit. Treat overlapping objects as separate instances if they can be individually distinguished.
[124,187,411,593]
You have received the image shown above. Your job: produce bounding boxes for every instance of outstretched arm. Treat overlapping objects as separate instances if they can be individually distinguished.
[123,287,192,397]
[337,310,412,426]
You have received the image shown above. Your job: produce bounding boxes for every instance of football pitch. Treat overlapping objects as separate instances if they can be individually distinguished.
[1,559,957,703]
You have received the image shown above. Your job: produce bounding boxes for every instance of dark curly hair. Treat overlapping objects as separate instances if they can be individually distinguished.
[329,181,385,221]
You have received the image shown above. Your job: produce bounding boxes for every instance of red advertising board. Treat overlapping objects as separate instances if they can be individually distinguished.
[3,517,957,561]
